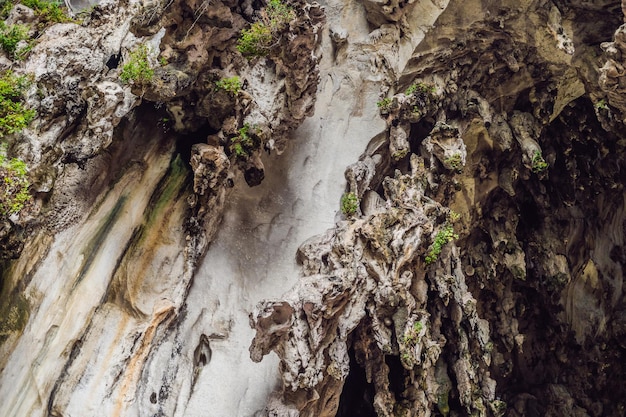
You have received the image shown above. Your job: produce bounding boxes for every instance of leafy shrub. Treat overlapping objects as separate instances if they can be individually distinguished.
[340,192,358,216]
[425,224,458,264]
[237,0,294,57]
[0,71,35,136]
[0,22,30,59]
[120,44,154,85]
[0,144,31,217]
[215,76,242,95]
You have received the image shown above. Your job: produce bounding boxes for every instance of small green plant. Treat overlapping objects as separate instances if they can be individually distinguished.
[340,192,359,216]
[229,123,255,158]
[425,224,458,264]
[0,22,30,59]
[0,144,31,217]
[405,82,435,96]
[236,0,295,57]
[158,56,167,66]
[531,150,548,173]
[215,76,242,95]
[0,70,35,136]
[595,99,609,111]
[444,152,462,171]
[377,97,391,113]
[120,44,154,85]
[21,0,69,24]
[392,148,408,160]
[401,321,423,346]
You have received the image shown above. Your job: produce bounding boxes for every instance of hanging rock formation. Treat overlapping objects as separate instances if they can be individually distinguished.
[1,0,626,416]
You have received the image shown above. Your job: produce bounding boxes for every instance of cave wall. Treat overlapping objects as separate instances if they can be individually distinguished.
[0,0,625,416]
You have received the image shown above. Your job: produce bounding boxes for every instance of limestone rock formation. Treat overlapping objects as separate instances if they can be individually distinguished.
[1,0,626,416]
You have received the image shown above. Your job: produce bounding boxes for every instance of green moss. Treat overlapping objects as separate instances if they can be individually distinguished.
[444,153,462,171]
[392,148,408,160]
[144,154,188,229]
[437,391,450,417]
[237,0,294,57]
[74,195,127,288]
[425,224,458,265]
[120,44,154,85]
[340,192,358,216]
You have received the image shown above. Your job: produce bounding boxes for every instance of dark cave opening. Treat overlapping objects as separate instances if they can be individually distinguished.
[336,347,376,417]
[408,118,435,154]
[384,354,406,401]
[175,122,219,168]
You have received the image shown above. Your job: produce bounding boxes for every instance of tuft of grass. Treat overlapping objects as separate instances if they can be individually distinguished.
[120,44,154,85]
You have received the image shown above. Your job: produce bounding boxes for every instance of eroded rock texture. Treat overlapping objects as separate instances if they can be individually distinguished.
[250,1,626,417]
[2,0,626,416]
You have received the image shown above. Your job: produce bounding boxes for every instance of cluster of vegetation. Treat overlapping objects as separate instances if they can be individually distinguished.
[405,82,435,96]
[0,70,34,217]
[237,0,295,57]
[229,124,255,158]
[424,224,458,265]
[120,44,154,85]
[531,150,548,173]
[340,191,358,216]
[444,152,462,171]
[0,144,31,217]
[392,148,408,160]
[376,97,391,113]
[595,99,609,111]
[0,0,71,60]
[21,0,69,25]
[0,71,35,136]
[0,22,30,59]
[401,321,423,346]
[215,76,242,95]
[399,321,425,368]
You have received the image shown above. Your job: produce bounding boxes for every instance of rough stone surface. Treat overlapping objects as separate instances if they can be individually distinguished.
[2,0,626,416]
